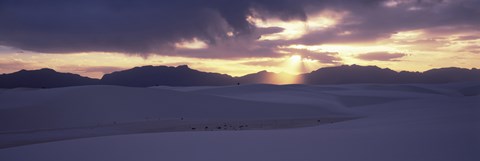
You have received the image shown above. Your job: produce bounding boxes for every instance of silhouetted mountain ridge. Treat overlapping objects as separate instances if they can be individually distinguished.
[303,65,399,84]
[422,67,480,83]
[1,65,479,88]
[101,65,235,87]
[0,68,99,88]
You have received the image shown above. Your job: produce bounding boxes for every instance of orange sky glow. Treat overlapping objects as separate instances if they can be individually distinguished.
[1,1,479,79]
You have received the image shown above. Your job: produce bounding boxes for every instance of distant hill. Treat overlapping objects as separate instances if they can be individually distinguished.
[1,65,479,88]
[302,65,399,84]
[421,67,480,83]
[100,65,236,87]
[0,68,99,88]
[302,65,480,84]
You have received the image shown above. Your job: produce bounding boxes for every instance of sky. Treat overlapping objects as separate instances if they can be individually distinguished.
[0,0,479,78]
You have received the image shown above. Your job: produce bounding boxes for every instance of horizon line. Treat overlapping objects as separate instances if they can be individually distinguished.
[2,64,479,80]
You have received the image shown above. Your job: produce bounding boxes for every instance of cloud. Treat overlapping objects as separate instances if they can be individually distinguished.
[356,52,406,61]
[455,35,480,41]
[169,36,280,59]
[0,46,23,54]
[0,60,33,73]
[302,51,342,64]
[281,48,342,64]
[242,59,284,67]
[0,0,310,55]
[460,45,480,54]
[79,66,125,74]
[0,0,479,60]
[257,27,285,35]
[289,0,480,45]
[57,65,125,74]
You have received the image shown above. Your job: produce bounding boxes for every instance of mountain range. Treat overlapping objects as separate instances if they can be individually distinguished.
[1,65,479,88]
[0,68,99,88]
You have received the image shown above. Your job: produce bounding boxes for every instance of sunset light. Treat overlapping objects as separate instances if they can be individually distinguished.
[289,55,302,63]
[0,0,478,81]
[0,1,478,160]
[174,38,208,49]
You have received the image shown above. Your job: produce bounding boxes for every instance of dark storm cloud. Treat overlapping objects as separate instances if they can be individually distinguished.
[0,0,311,54]
[257,27,285,35]
[170,35,280,59]
[0,0,479,58]
[356,52,406,61]
[0,0,390,56]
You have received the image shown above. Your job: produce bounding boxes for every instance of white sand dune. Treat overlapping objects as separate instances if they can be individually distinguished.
[0,83,479,161]
[184,84,441,108]
[459,85,480,96]
[185,84,344,110]
[0,85,354,148]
